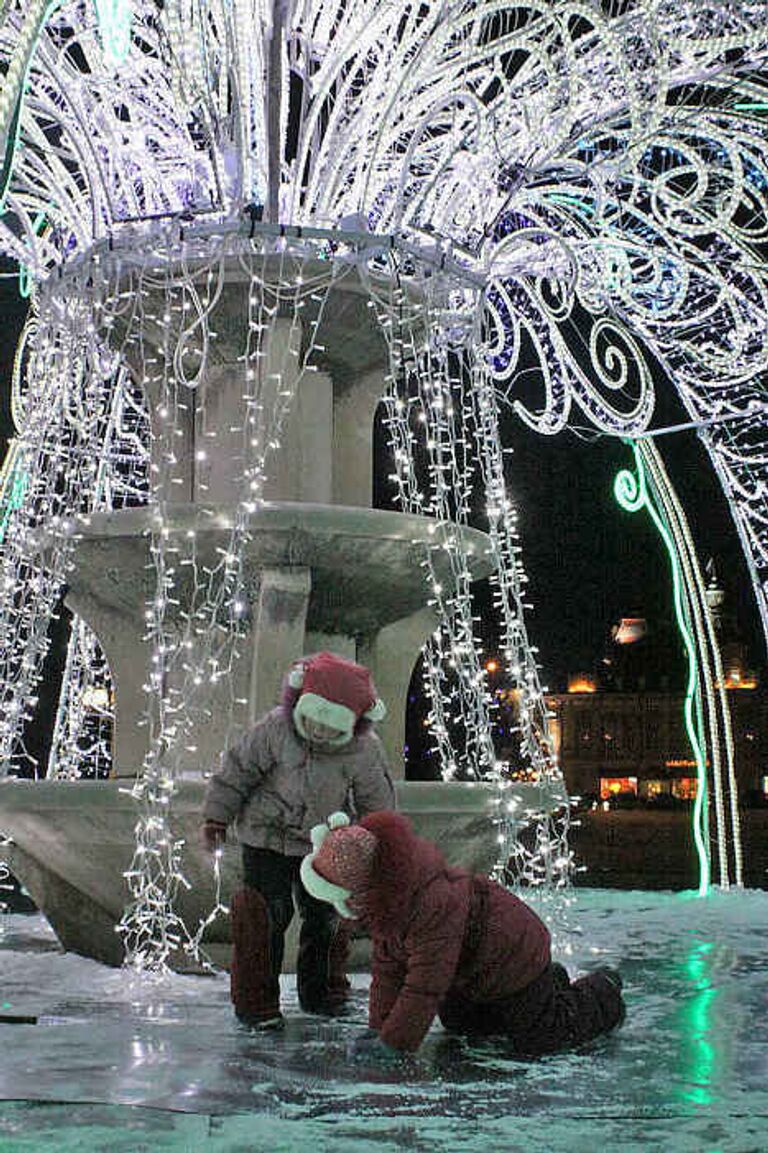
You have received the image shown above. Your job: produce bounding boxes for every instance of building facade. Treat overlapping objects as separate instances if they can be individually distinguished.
[545,684,768,804]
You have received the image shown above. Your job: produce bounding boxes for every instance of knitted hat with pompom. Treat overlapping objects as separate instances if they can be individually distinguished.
[300,812,377,918]
[289,651,386,747]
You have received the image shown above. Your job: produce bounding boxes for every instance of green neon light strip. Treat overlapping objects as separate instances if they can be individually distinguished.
[92,0,132,69]
[0,0,64,214]
[733,102,768,111]
[614,443,710,896]
[0,445,28,542]
[545,193,595,217]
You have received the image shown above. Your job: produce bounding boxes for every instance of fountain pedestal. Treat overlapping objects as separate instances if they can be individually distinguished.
[65,502,492,774]
[3,249,513,968]
[61,261,494,775]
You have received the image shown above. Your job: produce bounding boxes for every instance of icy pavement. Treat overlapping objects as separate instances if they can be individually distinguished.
[2,889,768,1152]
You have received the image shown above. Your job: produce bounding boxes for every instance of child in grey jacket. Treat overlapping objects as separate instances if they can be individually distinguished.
[202,651,395,1028]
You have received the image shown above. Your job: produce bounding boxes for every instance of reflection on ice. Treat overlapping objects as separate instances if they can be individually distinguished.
[2,889,768,1151]
[675,941,719,1108]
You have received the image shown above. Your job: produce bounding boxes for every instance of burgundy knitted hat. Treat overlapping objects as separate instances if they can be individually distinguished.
[313,825,377,892]
[290,651,385,746]
[300,812,377,917]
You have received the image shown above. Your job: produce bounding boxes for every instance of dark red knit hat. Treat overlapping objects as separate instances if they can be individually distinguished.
[312,824,378,893]
[290,652,385,744]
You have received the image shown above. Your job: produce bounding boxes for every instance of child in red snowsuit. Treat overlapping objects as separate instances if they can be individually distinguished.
[301,810,625,1058]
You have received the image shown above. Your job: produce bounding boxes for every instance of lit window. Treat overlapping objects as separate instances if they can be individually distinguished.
[568,674,597,693]
[672,777,698,801]
[600,776,638,800]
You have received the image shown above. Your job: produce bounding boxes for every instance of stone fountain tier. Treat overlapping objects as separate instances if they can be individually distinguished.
[0,777,545,971]
[66,501,491,635]
[62,502,495,775]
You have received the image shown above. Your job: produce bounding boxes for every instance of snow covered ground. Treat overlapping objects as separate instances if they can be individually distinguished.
[2,888,768,1152]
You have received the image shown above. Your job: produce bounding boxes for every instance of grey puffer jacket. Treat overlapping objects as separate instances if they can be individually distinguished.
[202,707,395,856]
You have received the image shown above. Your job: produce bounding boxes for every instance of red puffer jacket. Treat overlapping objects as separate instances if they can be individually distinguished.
[359,811,551,1053]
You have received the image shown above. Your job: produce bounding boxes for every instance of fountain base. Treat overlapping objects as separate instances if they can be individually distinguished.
[0,777,563,971]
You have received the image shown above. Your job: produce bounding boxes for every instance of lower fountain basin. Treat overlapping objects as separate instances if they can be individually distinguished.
[0,777,560,971]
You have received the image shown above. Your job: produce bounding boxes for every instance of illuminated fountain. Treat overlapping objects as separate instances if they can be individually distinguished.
[0,1,767,968]
[2,236,516,966]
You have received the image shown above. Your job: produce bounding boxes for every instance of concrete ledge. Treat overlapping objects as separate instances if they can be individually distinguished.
[63,503,495,636]
[0,778,509,971]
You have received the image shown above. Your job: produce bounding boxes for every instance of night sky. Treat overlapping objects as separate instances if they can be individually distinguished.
[498,414,762,691]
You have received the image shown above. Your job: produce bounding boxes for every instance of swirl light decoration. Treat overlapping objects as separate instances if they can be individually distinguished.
[0,1,765,964]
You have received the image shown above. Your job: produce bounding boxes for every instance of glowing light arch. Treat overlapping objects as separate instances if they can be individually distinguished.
[0,1,765,964]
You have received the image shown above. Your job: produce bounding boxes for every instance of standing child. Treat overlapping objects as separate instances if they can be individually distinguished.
[301,810,625,1058]
[201,652,395,1029]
